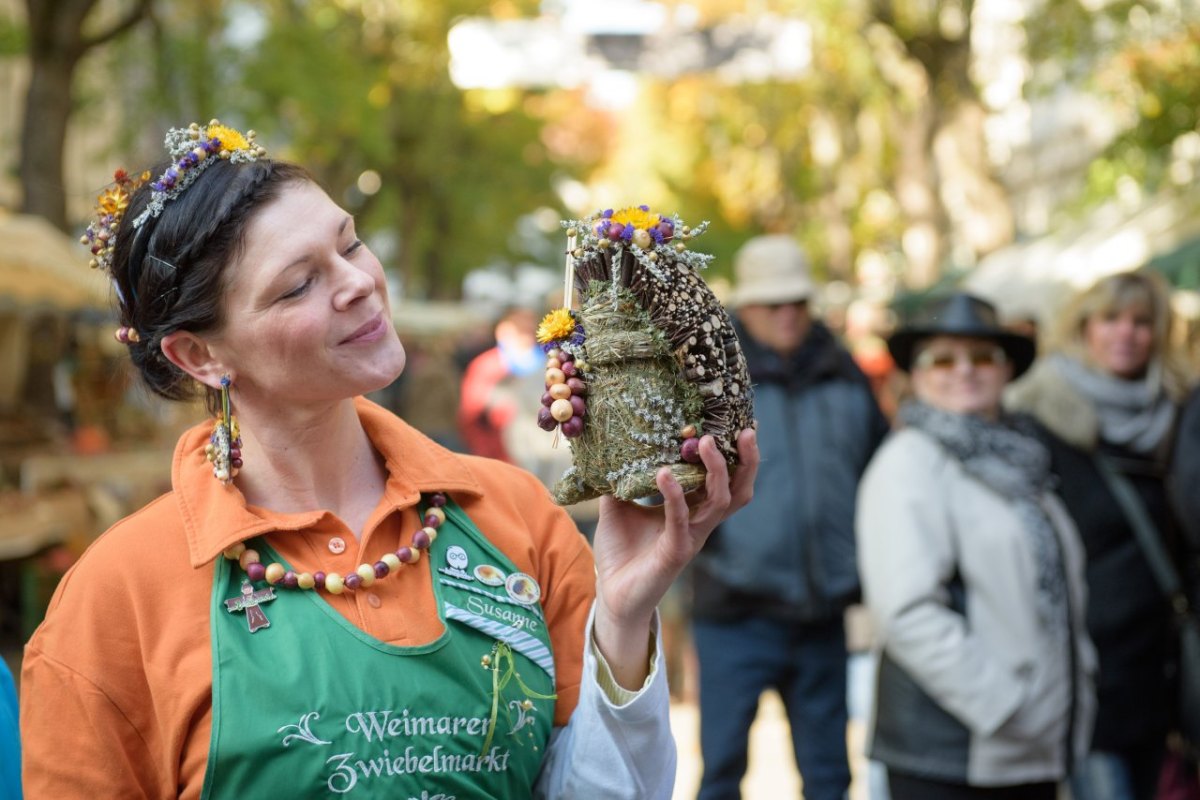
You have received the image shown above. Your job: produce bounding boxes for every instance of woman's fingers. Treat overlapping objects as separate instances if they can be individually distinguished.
[729,428,758,512]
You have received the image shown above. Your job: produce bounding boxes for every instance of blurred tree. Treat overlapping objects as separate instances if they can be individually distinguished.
[1026,1,1200,206]
[103,0,577,298]
[595,0,1013,289]
[864,0,1014,286]
[19,0,153,230]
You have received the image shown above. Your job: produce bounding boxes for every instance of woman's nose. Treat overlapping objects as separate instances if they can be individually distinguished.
[333,258,375,309]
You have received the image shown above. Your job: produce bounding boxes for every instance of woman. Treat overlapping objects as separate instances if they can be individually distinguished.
[1006,270,1191,800]
[857,292,1096,799]
[19,121,757,798]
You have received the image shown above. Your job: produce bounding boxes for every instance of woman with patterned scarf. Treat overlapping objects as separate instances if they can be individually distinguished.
[858,292,1097,799]
[1007,271,1193,800]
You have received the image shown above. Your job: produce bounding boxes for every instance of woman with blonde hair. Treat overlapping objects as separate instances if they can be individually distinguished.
[1007,269,1192,800]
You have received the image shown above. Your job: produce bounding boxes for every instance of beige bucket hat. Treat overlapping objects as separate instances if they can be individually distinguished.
[729,234,817,309]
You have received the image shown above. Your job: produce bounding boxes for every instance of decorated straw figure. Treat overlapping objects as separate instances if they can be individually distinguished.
[536,206,755,504]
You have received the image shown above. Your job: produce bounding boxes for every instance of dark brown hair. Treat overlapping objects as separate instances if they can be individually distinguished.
[109,159,312,405]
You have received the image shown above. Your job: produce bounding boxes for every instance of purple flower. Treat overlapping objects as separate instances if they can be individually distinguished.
[601,208,613,218]
[621,223,634,241]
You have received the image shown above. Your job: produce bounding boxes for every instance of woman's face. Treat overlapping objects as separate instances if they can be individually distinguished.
[207,181,406,407]
[909,335,1013,418]
[1083,303,1154,379]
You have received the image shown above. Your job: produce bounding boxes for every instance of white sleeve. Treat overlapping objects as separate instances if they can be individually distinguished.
[532,603,676,799]
[857,433,1026,736]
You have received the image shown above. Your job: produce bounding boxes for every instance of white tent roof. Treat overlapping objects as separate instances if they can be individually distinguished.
[964,185,1200,325]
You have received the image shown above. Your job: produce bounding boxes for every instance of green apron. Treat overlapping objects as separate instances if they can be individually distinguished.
[202,499,556,798]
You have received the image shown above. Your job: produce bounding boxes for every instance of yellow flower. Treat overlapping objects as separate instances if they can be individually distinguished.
[96,187,127,215]
[610,206,660,231]
[206,124,249,153]
[537,308,576,344]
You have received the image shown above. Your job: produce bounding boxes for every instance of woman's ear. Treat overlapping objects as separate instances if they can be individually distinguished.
[160,331,230,390]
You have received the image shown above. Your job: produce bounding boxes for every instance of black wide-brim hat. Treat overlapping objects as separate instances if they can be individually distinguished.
[887,292,1036,378]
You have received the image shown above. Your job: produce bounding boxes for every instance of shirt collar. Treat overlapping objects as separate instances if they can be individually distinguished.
[178,396,484,567]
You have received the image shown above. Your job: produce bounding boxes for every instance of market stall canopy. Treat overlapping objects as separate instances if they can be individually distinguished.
[0,212,111,312]
[964,185,1200,326]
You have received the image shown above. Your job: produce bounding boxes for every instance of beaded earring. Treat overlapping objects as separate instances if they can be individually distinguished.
[204,375,243,484]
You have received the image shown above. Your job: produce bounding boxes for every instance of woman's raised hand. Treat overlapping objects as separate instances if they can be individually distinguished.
[590,429,758,688]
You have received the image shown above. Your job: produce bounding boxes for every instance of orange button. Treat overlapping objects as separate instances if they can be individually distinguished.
[366,592,382,608]
[328,537,347,554]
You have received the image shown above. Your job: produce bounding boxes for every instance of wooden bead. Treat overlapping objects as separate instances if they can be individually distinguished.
[325,572,345,594]
[356,563,376,587]
[423,526,439,544]
[239,549,260,570]
[549,383,572,401]
[424,507,446,526]
[297,572,316,590]
[265,562,286,584]
[382,553,402,571]
[223,542,246,560]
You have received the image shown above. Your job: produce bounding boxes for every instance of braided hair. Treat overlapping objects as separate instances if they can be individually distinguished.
[109,159,312,408]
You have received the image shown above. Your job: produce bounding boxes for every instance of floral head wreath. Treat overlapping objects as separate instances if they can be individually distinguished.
[82,120,265,344]
[81,119,266,276]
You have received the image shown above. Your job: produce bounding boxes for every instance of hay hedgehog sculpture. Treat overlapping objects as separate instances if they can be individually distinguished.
[535,205,755,504]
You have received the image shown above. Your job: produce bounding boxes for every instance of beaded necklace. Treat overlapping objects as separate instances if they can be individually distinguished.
[221,492,448,594]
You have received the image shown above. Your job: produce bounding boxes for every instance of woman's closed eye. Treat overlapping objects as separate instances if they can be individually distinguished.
[344,239,364,257]
[280,275,316,301]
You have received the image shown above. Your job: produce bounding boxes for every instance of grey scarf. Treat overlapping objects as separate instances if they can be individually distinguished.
[1052,353,1174,454]
[899,401,1068,638]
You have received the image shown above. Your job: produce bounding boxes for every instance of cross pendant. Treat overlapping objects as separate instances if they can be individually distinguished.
[224,579,277,633]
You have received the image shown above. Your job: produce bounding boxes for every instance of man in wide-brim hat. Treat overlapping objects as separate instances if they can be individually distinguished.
[690,235,890,800]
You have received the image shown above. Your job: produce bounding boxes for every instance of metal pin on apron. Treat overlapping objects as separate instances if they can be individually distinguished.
[224,579,277,633]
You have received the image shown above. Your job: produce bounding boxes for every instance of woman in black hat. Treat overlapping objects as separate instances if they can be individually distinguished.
[856,292,1097,799]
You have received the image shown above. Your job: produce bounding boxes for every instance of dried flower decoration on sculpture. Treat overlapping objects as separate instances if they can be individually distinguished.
[536,205,755,504]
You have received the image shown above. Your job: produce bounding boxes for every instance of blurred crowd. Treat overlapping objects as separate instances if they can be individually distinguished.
[420,236,1200,800]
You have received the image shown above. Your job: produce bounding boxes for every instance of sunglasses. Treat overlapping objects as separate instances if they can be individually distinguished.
[914,344,1008,371]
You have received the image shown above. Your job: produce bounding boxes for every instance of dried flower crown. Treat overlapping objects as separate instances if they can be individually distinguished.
[80,168,151,273]
[129,119,266,230]
[82,120,265,276]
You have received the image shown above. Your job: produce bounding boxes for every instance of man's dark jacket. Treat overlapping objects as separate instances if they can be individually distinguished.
[692,320,889,623]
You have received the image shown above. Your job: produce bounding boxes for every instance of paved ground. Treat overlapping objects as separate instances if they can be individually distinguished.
[671,690,874,800]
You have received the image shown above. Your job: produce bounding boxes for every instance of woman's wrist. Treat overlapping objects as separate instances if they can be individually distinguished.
[592,599,654,691]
